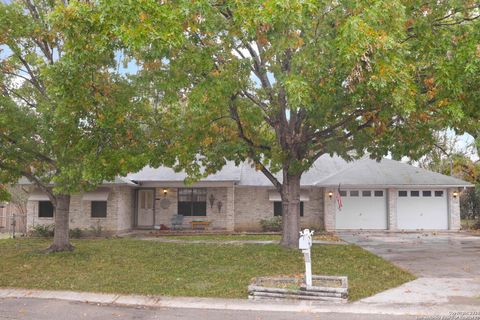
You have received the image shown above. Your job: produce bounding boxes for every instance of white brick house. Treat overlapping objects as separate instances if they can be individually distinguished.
[22,155,471,234]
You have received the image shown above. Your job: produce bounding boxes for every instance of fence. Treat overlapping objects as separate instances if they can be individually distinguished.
[0,207,27,236]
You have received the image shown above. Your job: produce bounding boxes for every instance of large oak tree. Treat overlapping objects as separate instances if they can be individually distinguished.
[75,0,479,247]
[0,0,148,251]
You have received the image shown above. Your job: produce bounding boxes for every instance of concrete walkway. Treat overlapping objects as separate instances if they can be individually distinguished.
[1,288,479,316]
[340,232,480,308]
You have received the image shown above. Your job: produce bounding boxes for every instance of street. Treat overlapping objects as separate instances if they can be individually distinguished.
[0,298,415,320]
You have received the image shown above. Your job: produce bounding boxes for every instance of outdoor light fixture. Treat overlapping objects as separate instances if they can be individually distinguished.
[453,191,458,198]
[163,188,168,196]
[328,191,333,198]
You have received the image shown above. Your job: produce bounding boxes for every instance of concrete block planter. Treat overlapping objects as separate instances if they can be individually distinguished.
[248,275,348,303]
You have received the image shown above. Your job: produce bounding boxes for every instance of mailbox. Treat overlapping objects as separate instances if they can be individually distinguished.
[299,228,314,287]
[298,228,314,250]
[299,236,310,250]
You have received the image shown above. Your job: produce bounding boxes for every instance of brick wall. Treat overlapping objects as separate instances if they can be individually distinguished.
[448,188,461,231]
[26,186,135,234]
[234,186,324,232]
[323,188,335,231]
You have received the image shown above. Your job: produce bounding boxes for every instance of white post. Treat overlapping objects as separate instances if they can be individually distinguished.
[299,229,314,288]
[303,249,312,287]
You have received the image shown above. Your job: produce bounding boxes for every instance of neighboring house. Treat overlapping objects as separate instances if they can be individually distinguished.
[21,155,472,234]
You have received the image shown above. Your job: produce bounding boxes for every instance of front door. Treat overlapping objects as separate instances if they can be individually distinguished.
[137,189,154,227]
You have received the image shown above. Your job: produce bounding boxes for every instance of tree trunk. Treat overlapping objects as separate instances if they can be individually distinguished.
[280,174,301,248]
[46,194,74,253]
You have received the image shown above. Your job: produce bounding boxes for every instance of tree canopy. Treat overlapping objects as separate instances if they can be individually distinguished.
[0,0,149,250]
[65,0,479,246]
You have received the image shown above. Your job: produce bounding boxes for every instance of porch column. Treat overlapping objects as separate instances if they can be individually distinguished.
[323,188,335,231]
[225,185,235,231]
[448,188,461,230]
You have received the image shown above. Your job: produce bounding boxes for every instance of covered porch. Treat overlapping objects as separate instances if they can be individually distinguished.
[133,183,235,231]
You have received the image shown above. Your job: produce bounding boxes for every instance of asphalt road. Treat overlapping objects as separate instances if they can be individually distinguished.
[0,298,416,320]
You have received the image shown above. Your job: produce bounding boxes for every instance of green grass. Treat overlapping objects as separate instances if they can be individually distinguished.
[152,234,282,241]
[0,238,415,301]
[141,233,340,242]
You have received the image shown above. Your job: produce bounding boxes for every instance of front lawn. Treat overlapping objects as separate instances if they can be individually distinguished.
[0,239,414,301]
[144,233,340,242]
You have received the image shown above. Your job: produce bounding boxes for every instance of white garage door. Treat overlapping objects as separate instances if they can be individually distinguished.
[336,190,387,230]
[397,190,448,230]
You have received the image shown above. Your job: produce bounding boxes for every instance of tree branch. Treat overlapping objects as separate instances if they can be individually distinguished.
[228,96,271,151]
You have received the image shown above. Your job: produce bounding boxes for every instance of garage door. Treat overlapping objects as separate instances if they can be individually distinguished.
[336,190,387,230]
[397,190,448,230]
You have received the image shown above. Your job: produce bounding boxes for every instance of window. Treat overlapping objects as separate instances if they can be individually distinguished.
[178,188,207,216]
[422,191,432,197]
[91,201,107,218]
[274,201,304,217]
[374,191,384,197]
[362,190,372,197]
[435,190,444,197]
[350,190,359,197]
[398,191,408,197]
[38,201,54,218]
[339,190,347,197]
[411,191,420,197]
[139,190,153,210]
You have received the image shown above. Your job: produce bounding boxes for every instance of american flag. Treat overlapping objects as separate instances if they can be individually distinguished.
[336,184,343,210]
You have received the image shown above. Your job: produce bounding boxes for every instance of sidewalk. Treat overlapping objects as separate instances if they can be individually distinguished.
[1,288,479,316]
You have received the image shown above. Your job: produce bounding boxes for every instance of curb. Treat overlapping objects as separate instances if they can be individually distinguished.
[1,288,479,316]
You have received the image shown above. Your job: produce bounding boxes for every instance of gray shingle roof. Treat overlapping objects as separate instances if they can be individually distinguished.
[237,154,348,186]
[127,161,242,182]
[127,155,471,187]
[17,176,137,186]
[315,158,472,187]
[17,155,472,188]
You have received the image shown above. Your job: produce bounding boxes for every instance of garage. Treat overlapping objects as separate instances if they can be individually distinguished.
[335,189,387,230]
[397,189,448,230]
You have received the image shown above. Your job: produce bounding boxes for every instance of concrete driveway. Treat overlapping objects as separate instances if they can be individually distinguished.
[340,232,480,307]
[340,232,480,278]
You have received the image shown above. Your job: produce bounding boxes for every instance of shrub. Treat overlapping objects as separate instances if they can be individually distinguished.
[70,228,82,239]
[460,187,480,220]
[31,224,54,237]
[90,224,103,237]
[259,216,282,232]
[472,220,480,230]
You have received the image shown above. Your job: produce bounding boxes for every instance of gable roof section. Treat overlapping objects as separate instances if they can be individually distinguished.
[315,158,472,187]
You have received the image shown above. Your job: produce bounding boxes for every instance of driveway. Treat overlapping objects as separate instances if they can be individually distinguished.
[340,232,480,278]
[340,232,480,306]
